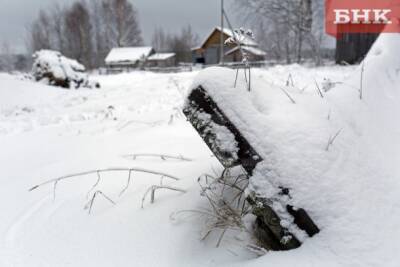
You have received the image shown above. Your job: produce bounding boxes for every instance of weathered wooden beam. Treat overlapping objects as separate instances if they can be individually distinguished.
[183,86,319,250]
[183,86,262,174]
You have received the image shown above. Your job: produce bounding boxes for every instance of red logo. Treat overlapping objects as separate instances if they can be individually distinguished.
[325,0,400,37]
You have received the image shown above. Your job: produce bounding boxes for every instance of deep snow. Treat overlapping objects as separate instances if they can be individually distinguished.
[191,33,400,267]
[0,33,399,267]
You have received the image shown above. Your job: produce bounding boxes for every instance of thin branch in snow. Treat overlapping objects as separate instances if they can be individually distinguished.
[141,185,186,208]
[86,171,101,199]
[286,73,295,87]
[326,128,344,151]
[279,87,296,104]
[119,170,133,197]
[29,168,181,192]
[53,180,58,202]
[234,68,239,88]
[314,79,324,98]
[85,190,116,214]
[123,153,193,162]
[216,228,228,247]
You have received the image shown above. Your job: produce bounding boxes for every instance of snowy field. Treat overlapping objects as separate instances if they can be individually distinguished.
[0,34,399,267]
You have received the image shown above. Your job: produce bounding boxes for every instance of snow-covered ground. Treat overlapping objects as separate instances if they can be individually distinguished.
[0,33,399,267]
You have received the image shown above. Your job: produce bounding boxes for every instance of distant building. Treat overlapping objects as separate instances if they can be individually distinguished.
[146,53,176,68]
[105,47,155,73]
[192,27,266,65]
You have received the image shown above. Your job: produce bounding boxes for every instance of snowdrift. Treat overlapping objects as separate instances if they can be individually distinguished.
[190,33,400,266]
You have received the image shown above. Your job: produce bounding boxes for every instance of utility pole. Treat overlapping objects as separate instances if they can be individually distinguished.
[220,0,224,65]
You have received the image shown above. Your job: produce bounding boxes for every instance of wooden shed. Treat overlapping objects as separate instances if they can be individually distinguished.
[192,27,266,65]
[146,53,176,68]
[105,47,155,73]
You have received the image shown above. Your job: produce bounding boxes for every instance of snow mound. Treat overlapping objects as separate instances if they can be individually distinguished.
[32,50,99,89]
[191,33,400,266]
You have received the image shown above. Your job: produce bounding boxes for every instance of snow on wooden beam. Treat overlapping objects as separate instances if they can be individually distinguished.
[183,86,262,174]
[183,85,319,251]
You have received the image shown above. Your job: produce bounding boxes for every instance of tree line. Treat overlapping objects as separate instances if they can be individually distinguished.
[236,0,328,65]
[27,0,199,70]
[27,0,142,69]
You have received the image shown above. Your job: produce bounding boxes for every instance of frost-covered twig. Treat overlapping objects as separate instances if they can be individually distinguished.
[119,170,133,196]
[123,153,193,162]
[29,167,181,192]
[84,190,116,214]
[86,171,101,199]
[185,169,250,246]
[141,185,186,208]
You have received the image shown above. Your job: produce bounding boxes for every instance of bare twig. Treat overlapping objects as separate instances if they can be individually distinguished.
[286,73,295,87]
[279,87,296,104]
[29,167,181,192]
[314,79,324,98]
[119,170,133,197]
[234,68,239,88]
[53,180,58,202]
[326,128,344,151]
[86,171,101,199]
[141,185,186,208]
[216,228,228,247]
[85,190,116,214]
[123,153,193,162]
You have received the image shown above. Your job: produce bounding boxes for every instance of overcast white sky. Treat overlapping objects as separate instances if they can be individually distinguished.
[0,0,238,53]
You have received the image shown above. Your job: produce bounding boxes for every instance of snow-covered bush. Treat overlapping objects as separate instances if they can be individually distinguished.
[32,50,99,89]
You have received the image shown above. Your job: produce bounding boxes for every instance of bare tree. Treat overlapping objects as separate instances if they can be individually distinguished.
[167,25,199,63]
[26,0,144,69]
[64,2,93,68]
[27,10,53,53]
[50,4,66,54]
[0,41,14,72]
[89,0,108,67]
[151,26,168,52]
[237,0,322,64]
[101,0,143,48]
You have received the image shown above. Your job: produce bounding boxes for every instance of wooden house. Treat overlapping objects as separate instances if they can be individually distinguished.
[192,27,266,65]
[146,53,176,68]
[105,47,155,73]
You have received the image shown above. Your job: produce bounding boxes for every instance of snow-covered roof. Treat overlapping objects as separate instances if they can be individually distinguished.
[147,53,176,61]
[225,46,267,57]
[105,47,154,65]
[195,27,258,50]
